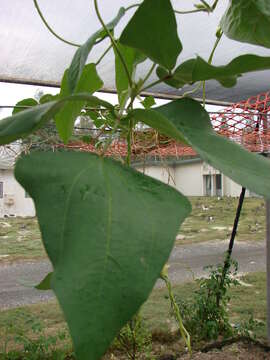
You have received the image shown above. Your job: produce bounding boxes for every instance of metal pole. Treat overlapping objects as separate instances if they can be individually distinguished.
[266,198,270,344]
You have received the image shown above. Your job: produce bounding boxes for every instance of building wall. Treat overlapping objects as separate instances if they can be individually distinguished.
[0,169,35,217]
[223,175,243,197]
[136,165,176,186]
[174,161,203,196]
[136,160,251,198]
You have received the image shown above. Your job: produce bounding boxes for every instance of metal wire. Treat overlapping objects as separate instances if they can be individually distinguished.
[0,104,270,116]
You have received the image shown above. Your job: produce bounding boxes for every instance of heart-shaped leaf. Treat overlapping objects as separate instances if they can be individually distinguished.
[15,151,191,360]
[55,64,104,143]
[130,108,187,144]
[68,7,125,93]
[120,0,182,70]
[147,98,270,198]
[141,96,156,109]
[0,94,113,145]
[114,41,146,108]
[157,54,270,88]
[220,0,270,49]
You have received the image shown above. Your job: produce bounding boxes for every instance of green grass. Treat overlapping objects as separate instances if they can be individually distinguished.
[0,217,46,261]
[0,271,266,356]
[178,197,266,245]
[0,197,265,262]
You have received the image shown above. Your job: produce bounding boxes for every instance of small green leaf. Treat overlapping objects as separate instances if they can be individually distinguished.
[81,135,92,144]
[120,0,182,70]
[114,41,146,107]
[130,108,187,144]
[84,110,99,121]
[157,55,270,88]
[93,118,105,128]
[220,0,270,49]
[154,98,270,198]
[0,93,113,145]
[141,96,156,109]
[55,64,104,143]
[35,272,53,290]
[15,151,191,360]
[12,98,38,115]
[39,94,57,104]
[68,7,125,93]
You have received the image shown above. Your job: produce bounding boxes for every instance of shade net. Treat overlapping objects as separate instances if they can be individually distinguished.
[1,0,270,103]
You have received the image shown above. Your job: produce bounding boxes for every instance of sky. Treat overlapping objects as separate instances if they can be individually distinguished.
[0,82,221,121]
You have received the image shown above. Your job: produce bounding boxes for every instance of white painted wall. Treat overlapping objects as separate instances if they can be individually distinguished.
[135,160,252,198]
[223,175,244,197]
[0,169,35,217]
[174,162,203,196]
[136,165,176,186]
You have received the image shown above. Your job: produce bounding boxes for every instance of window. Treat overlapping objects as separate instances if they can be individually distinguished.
[204,175,212,196]
[215,174,222,196]
[0,182,3,198]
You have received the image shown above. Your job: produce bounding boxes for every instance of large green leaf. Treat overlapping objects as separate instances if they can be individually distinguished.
[130,108,187,144]
[120,0,182,70]
[0,94,113,145]
[220,0,270,49]
[68,7,125,93]
[157,54,270,88]
[55,64,104,143]
[148,98,270,198]
[114,41,146,108]
[15,151,191,360]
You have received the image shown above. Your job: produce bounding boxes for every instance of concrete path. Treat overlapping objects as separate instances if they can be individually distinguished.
[0,240,266,309]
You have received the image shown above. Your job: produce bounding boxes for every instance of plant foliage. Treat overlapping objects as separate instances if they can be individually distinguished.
[0,0,270,358]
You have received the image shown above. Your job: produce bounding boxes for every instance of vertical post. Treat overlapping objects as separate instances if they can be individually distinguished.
[267,198,270,344]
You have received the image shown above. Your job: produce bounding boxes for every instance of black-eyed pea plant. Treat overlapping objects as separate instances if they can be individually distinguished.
[1,1,270,359]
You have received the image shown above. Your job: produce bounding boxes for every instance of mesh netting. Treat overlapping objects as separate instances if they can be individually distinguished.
[212,91,270,154]
[63,91,270,160]
[2,91,269,162]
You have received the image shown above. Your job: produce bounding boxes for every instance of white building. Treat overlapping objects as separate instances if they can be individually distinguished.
[0,148,254,218]
[135,157,254,198]
[0,144,35,217]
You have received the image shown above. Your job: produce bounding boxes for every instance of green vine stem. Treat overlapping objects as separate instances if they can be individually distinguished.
[126,119,133,166]
[95,44,113,66]
[181,81,203,98]
[33,0,81,47]
[160,266,192,354]
[94,0,133,88]
[174,8,206,14]
[101,120,120,156]
[125,3,141,12]
[140,63,156,90]
[124,2,218,15]
[202,28,223,107]
[141,75,171,93]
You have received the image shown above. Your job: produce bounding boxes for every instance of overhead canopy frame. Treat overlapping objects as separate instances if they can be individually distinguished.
[1,0,270,104]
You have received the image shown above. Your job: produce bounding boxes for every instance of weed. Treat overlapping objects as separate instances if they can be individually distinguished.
[114,314,152,360]
[175,259,239,342]
[0,308,69,360]
[234,315,265,340]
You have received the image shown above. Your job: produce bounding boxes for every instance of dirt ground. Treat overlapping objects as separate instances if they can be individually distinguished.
[180,342,270,359]
[104,340,270,359]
